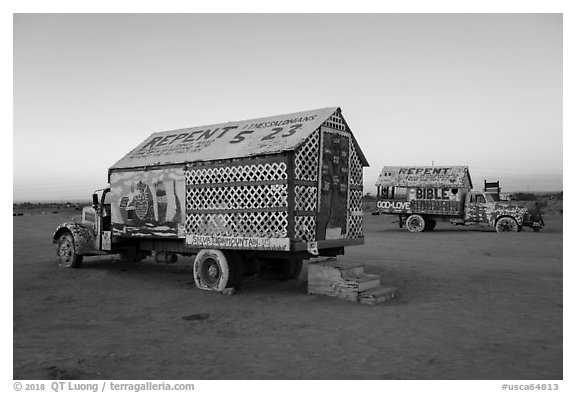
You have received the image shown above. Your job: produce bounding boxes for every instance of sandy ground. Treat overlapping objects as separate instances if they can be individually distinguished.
[13,209,562,380]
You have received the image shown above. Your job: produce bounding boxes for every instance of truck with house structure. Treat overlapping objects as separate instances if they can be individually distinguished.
[375,166,544,232]
[53,107,368,292]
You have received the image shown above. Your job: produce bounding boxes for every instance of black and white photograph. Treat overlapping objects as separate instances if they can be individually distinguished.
[9,4,569,390]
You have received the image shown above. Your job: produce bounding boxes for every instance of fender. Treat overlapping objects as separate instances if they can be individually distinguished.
[488,203,528,227]
[53,222,97,256]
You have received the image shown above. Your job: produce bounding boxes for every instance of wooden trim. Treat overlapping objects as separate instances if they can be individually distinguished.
[108,164,187,181]
[319,126,352,138]
[294,179,317,186]
[317,129,324,213]
[109,153,287,180]
[188,207,288,215]
[187,180,287,189]
[294,211,317,216]
[286,151,296,240]
[185,153,287,170]
[138,239,199,253]
[291,237,364,251]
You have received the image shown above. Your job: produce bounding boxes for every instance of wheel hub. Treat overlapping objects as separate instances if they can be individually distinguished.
[59,242,72,261]
[208,264,219,279]
[200,258,221,286]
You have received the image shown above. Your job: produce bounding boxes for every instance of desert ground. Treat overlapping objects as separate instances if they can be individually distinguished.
[13,206,562,380]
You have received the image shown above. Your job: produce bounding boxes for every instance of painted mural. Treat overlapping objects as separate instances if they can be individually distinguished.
[465,202,529,226]
[110,108,340,170]
[377,186,466,215]
[376,166,473,189]
[109,168,186,238]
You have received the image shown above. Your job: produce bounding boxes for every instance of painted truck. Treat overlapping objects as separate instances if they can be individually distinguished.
[375,166,544,233]
[53,107,368,291]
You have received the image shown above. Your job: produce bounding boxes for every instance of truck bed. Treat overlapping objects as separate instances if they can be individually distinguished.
[410,200,463,215]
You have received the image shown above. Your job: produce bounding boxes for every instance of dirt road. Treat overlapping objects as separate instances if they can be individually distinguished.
[13,210,562,380]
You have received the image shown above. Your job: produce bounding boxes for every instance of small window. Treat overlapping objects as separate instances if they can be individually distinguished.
[476,195,486,203]
[394,186,408,200]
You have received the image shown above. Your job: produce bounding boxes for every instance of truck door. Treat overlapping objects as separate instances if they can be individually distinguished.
[93,189,112,251]
[317,128,350,240]
[465,193,489,223]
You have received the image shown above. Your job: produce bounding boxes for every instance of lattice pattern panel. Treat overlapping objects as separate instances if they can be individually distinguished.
[186,162,287,185]
[347,216,363,238]
[295,215,316,242]
[346,189,363,238]
[295,131,319,181]
[186,211,288,238]
[187,184,287,211]
[349,144,363,186]
[348,189,363,212]
[322,111,346,131]
[294,185,317,212]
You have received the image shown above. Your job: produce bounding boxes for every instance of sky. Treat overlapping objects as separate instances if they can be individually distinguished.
[13,13,563,201]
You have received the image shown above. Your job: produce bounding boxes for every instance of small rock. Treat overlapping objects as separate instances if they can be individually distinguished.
[221,288,236,296]
[182,313,210,321]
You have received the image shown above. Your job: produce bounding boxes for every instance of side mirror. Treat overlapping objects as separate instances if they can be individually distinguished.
[92,194,99,207]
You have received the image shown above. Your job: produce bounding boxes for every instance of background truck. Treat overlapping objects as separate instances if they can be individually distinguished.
[53,107,368,292]
[374,166,544,233]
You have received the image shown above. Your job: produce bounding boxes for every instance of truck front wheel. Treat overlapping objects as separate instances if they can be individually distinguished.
[495,216,519,233]
[406,214,426,232]
[193,249,243,291]
[56,232,83,268]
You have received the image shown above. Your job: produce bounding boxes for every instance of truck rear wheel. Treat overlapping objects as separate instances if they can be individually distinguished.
[406,214,426,232]
[56,232,83,268]
[279,258,303,280]
[495,216,519,233]
[193,249,243,291]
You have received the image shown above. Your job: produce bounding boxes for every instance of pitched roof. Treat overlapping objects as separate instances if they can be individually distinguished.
[376,166,473,189]
[110,107,368,170]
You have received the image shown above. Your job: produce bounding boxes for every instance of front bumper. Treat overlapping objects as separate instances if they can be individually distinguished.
[522,215,545,229]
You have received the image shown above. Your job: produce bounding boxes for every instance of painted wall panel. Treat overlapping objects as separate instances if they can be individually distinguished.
[109,168,186,238]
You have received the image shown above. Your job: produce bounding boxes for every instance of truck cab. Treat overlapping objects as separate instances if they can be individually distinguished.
[463,190,544,232]
[53,187,152,268]
[81,188,112,250]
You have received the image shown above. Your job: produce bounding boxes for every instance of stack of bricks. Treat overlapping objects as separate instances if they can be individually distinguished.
[307,258,397,305]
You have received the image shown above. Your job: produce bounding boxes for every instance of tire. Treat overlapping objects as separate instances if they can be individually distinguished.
[495,216,519,233]
[193,249,243,291]
[243,257,262,277]
[406,214,426,232]
[226,252,244,288]
[56,232,83,268]
[279,258,303,280]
